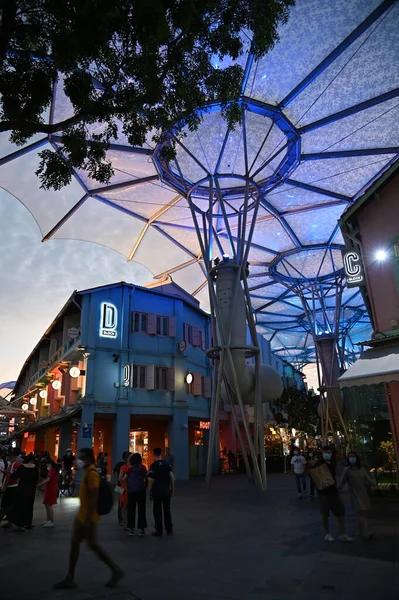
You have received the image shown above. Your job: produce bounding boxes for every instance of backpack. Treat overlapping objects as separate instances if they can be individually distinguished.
[86,468,114,516]
[127,465,145,494]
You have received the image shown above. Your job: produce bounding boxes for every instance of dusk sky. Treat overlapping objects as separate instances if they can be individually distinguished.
[0,187,151,384]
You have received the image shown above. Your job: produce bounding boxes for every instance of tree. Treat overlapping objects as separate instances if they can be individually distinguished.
[0,0,294,190]
[271,386,320,440]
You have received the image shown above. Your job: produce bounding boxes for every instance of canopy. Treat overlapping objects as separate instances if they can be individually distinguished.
[338,343,399,387]
[2,0,397,365]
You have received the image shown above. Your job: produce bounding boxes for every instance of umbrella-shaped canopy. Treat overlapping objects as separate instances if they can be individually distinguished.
[1,0,396,363]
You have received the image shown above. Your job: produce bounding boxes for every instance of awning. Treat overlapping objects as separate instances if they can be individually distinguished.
[338,344,399,388]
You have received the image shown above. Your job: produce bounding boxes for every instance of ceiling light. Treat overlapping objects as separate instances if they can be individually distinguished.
[52,380,62,390]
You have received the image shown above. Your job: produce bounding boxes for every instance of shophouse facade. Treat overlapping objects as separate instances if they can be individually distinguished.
[10,281,304,479]
[339,160,399,461]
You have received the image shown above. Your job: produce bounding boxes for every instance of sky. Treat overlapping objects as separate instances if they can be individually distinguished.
[0,188,151,384]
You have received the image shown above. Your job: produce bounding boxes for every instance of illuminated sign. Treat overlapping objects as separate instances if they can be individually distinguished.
[100,302,118,338]
[342,250,365,288]
[123,364,131,387]
[199,421,210,430]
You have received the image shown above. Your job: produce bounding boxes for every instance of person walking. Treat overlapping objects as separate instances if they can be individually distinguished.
[53,447,124,590]
[314,446,353,543]
[164,447,174,470]
[118,451,131,529]
[37,458,59,527]
[124,453,148,536]
[339,451,375,538]
[0,449,22,527]
[10,453,39,531]
[291,448,307,498]
[148,447,174,537]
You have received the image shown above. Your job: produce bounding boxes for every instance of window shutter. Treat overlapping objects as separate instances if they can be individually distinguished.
[193,373,203,396]
[145,365,155,390]
[167,368,175,391]
[203,376,212,398]
[147,313,157,335]
[192,326,200,347]
[168,316,176,337]
[201,331,206,351]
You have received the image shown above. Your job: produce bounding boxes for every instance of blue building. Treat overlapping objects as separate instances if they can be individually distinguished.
[11,281,212,480]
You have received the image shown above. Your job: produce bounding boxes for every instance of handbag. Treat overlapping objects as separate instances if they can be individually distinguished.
[310,464,335,491]
[114,484,125,495]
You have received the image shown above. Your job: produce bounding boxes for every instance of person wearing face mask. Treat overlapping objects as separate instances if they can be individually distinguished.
[290,448,307,498]
[339,451,375,539]
[315,446,353,543]
[54,447,124,590]
[37,459,59,527]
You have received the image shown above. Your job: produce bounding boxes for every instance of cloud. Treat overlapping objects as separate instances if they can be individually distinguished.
[0,189,151,382]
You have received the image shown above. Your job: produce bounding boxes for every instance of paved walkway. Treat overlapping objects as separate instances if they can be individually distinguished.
[1,473,398,600]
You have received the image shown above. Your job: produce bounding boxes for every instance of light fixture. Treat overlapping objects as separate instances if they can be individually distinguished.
[69,366,81,378]
[186,373,193,384]
[39,390,47,399]
[29,397,37,405]
[52,380,62,390]
[21,403,29,411]
[375,249,388,261]
[222,254,229,263]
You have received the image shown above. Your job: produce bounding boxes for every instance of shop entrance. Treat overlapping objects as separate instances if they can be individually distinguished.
[129,430,149,467]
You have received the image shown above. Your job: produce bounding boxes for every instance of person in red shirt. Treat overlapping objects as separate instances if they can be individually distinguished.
[0,449,22,527]
[37,459,59,527]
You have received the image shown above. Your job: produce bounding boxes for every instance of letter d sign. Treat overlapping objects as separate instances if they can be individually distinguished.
[100,302,118,338]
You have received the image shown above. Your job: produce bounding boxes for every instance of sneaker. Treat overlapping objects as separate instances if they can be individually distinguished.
[129,528,135,536]
[53,579,77,590]
[298,493,303,499]
[325,533,335,542]
[43,521,55,528]
[41,521,49,526]
[139,529,146,536]
[339,534,354,543]
[105,569,125,588]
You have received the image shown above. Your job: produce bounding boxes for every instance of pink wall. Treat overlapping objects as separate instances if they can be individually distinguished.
[357,176,399,333]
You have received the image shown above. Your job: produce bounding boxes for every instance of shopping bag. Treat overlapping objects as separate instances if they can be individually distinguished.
[310,464,335,491]
[114,484,125,495]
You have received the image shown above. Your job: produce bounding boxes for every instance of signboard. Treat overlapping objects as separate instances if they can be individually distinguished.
[199,421,210,430]
[100,302,118,338]
[82,425,92,439]
[68,327,79,339]
[123,364,131,387]
[342,250,365,288]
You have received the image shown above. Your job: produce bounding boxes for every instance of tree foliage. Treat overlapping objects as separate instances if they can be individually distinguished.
[272,386,320,438]
[0,0,294,189]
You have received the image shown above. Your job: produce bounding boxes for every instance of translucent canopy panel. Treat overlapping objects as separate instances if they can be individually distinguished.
[0,0,396,368]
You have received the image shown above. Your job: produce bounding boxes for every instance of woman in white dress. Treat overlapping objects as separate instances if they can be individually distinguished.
[339,451,375,538]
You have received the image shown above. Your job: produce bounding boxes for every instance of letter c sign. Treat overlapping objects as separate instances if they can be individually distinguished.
[342,250,364,287]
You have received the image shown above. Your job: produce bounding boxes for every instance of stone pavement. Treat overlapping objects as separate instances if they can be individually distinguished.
[1,473,398,600]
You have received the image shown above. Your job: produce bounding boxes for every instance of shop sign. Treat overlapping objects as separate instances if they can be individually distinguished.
[96,405,115,413]
[68,327,79,339]
[100,302,118,338]
[342,250,365,287]
[199,421,210,430]
[123,364,131,387]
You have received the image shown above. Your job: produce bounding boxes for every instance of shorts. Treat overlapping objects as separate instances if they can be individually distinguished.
[319,493,345,518]
[72,519,98,544]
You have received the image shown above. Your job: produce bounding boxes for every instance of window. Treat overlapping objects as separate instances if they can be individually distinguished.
[132,365,146,389]
[185,323,193,344]
[156,315,168,336]
[133,312,147,333]
[155,367,168,391]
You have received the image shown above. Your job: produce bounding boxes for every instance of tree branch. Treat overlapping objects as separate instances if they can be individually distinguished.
[0,112,86,135]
